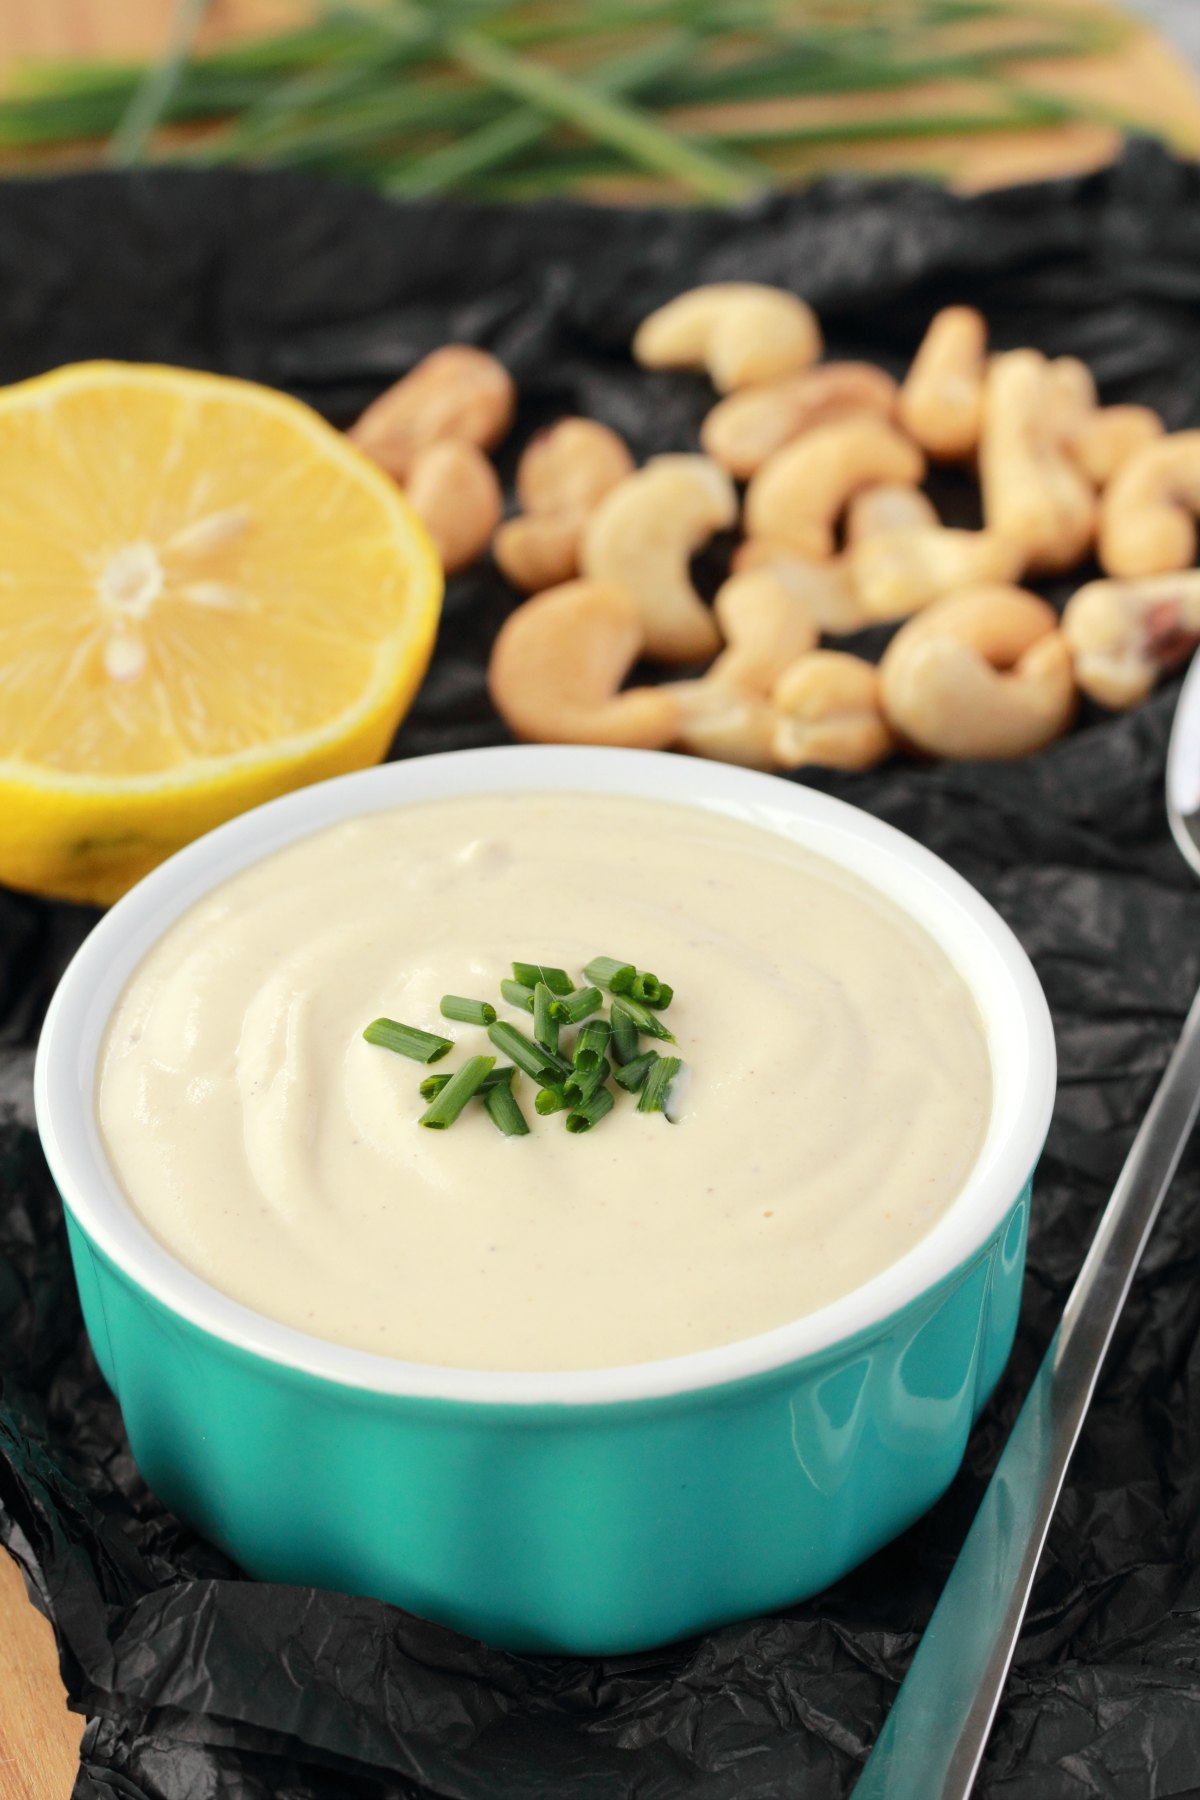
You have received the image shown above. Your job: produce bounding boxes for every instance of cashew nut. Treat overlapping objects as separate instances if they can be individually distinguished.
[706,569,819,694]
[772,652,894,770]
[700,362,897,479]
[880,586,1077,759]
[1062,572,1200,709]
[633,284,822,392]
[487,580,680,747]
[844,484,939,544]
[1099,431,1200,577]
[731,540,869,635]
[851,526,1025,622]
[1045,355,1097,438]
[580,455,736,663]
[979,350,1096,574]
[1068,404,1163,488]
[348,346,515,481]
[493,419,635,593]
[672,684,779,770]
[745,417,925,559]
[405,441,502,575]
[898,306,987,461]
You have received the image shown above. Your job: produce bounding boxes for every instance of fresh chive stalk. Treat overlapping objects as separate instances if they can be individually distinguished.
[550,985,603,1025]
[419,1054,496,1129]
[419,1071,453,1101]
[487,1020,569,1084]
[630,971,672,1008]
[573,1018,612,1072]
[610,1003,640,1066]
[364,1017,453,1064]
[612,996,675,1043]
[512,961,573,995]
[583,955,635,994]
[483,1066,530,1137]
[440,994,497,1027]
[638,1055,682,1118]
[535,1083,568,1116]
[566,1087,616,1134]
[532,981,560,1056]
[500,978,536,1012]
[564,1063,610,1109]
[612,1050,658,1093]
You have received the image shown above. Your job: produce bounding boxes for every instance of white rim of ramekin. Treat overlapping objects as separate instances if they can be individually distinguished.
[34,746,1055,1408]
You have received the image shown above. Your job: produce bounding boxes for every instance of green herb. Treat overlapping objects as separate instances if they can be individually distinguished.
[419,1071,453,1101]
[638,1055,682,1118]
[549,985,603,1025]
[610,1002,640,1066]
[499,978,535,1012]
[419,1054,496,1129]
[612,996,675,1043]
[535,1083,568,1116]
[487,1019,569,1085]
[566,1087,616,1134]
[573,1018,612,1073]
[363,1017,453,1064]
[583,955,635,994]
[612,1050,658,1094]
[532,981,560,1056]
[512,960,573,995]
[483,1066,530,1137]
[440,994,497,1027]
[630,971,672,1008]
[564,1063,610,1109]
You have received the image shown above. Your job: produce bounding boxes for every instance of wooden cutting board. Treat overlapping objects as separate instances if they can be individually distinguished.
[2,4,1200,1798]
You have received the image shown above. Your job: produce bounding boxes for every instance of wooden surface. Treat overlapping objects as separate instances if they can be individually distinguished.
[2,4,1200,1798]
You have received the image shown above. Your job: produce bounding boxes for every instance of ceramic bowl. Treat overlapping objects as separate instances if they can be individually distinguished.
[35,747,1054,1653]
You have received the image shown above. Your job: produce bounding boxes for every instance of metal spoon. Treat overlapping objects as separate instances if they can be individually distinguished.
[852,655,1200,1800]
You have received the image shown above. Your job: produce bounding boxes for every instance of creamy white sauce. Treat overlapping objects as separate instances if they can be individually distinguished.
[97,793,991,1371]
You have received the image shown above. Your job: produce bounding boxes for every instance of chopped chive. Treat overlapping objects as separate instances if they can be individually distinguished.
[610,1002,639,1065]
[500,978,535,1012]
[566,1087,615,1134]
[535,1083,568,1116]
[512,961,573,995]
[419,1054,495,1129]
[638,1055,682,1118]
[564,1062,609,1109]
[583,955,635,994]
[549,984,602,1025]
[483,1067,529,1138]
[487,1020,569,1085]
[631,972,672,1008]
[612,996,675,1043]
[364,1017,453,1064]
[440,994,497,1027]
[653,982,674,1011]
[533,981,560,1057]
[419,1071,452,1101]
[573,1018,612,1073]
[612,1050,658,1094]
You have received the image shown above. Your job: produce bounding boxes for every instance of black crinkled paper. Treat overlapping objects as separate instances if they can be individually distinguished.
[3,140,1200,1800]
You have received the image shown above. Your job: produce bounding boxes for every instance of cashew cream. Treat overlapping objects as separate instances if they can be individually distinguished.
[97,793,991,1371]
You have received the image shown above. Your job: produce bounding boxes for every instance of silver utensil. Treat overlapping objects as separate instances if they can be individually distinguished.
[852,655,1200,1800]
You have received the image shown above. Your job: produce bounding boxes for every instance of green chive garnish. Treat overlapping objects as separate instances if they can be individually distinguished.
[535,1083,568,1116]
[364,1017,453,1064]
[583,955,635,994]
[565,1087,615,1133]
[533,981,560,1056]
[500,978,535,1012]
[612,996,675,1043]
[419,1071,452,1101]
[549,985,602,1025]
[573,1018,612,1073]
[418,1054,495,1129]
[630,972,673,1009]
[440,994,497,1027]
[487,1020,569,1085]
[564,1063,609,1109]
[612,1050,658,1094]
[638,1055,682,1118]
[610,1002,639,1065]
[483,1066,529,1138]
[512,961,573,996]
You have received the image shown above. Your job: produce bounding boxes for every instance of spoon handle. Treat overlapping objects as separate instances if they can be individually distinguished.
[852,981,1200,1800]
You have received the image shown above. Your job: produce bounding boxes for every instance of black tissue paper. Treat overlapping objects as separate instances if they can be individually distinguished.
[3,139,1200,1798]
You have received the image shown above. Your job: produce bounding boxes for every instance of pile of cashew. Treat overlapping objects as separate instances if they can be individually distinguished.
[353,283,1192,772]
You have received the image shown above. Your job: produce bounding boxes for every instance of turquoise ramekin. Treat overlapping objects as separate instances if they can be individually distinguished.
[35,747,1055,1655]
